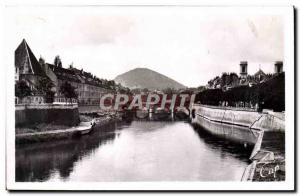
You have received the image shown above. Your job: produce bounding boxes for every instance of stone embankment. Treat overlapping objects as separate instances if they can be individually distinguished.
[191,104,285,181]
[241,130,285,181]
[192,104,284,132]
[15,103,80,127]
[16,112,121,144]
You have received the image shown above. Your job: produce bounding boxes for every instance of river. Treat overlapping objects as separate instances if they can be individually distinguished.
[16,120,254,182]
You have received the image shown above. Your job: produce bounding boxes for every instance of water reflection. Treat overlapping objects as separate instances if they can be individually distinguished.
[16,120,252,182]
[192,124,254,161]
[15,122,127,182]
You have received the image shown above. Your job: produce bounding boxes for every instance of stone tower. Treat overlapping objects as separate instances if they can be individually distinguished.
[274,61,283,74]
[240,61,248,78]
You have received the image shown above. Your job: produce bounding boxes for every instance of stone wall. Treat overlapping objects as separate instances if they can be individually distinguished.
[192,104,284,132]
[15,104,80,127]
[192,115,259,145]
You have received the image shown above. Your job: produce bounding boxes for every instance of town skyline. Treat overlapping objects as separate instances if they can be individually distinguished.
[6,6,284,87]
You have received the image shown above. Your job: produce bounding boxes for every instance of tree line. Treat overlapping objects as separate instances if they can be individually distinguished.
[195,73,285,112]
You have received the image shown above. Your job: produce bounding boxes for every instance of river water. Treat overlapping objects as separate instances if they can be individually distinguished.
[16,120,254,182]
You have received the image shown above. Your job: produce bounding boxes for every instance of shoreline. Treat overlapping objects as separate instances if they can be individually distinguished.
[191,104,285,132]
[191,107,285,182]
[15,114,121,144]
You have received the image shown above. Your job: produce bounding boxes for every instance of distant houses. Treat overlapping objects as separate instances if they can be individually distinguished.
[197,60,285,112]
[206,61,283,90]
[15,39,122,105]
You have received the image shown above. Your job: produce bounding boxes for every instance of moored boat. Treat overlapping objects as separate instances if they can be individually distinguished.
[77,121,95,135]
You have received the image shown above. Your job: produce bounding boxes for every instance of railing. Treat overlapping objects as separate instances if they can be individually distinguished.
[54,97,78,104]
[15,103,78,110]
[15,97,78,105]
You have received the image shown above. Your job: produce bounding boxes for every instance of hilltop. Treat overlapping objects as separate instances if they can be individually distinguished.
[114,68,186,90]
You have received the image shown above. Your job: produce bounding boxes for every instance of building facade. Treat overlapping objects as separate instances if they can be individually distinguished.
[46,64,111,105]
[206,61,283,90]
[15,39,50,91]
[15,39,52,104]
[15,39,116,105]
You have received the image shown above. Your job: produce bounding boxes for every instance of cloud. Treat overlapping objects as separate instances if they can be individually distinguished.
[199,16,283,63]
[7,7,285,87]
[63,15,134,46]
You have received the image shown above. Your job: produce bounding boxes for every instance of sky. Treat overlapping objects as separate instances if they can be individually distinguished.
[6,6,284,87]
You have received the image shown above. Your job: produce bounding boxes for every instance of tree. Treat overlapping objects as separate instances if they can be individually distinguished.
[15,80,32,101]
[142,88,149,93]
[197,86,206,92]
[54,55,62,67]
[37,78,55,103]
[59,81,78,103]
[107,80,115,87]
[163,87,176,95]
[131,88,141,94]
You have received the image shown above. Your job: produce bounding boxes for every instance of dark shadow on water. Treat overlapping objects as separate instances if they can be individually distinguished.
[191,123,254,162]
[15,121,133,182]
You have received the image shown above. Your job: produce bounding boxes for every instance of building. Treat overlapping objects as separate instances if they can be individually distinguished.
[45,64,111,105]
[274,61,283,74]
[206,61,282,90]
[239,61,248,79]
[253,69,267,83]
[15,39,53,104]
[15,39,118,105]
[39,58,58,93]
[15,39,50,91]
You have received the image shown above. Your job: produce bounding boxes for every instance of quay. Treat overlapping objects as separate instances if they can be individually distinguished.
[191,104,284,132]
[191,103,285,181]
[15,105,188,144]
[15,112,120,144]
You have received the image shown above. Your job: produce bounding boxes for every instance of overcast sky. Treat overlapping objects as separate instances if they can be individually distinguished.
[6,6,284,87]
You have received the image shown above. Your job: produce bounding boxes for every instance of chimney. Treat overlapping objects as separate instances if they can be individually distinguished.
[240,61,248,78]
[274,61,283,74]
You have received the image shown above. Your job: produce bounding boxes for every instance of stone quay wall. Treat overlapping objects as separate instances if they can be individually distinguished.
[15,104,80,127]
[192,104,284,132]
